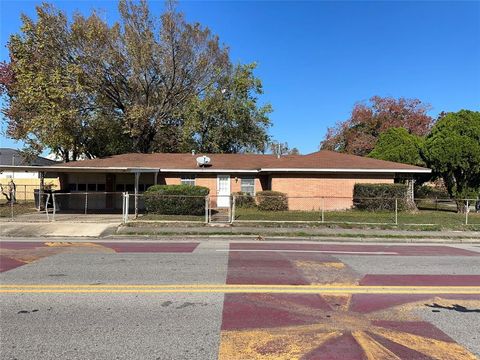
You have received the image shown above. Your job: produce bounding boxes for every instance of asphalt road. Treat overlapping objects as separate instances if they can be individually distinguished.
[1,239,480,360]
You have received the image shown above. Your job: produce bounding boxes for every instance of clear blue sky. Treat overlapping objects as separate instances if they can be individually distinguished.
[1,0,479,154]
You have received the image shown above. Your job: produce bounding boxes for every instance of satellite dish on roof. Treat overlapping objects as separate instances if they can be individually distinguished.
[196,155,211,167]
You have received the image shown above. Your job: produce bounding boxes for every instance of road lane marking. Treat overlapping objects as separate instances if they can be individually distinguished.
[1,284,480,294]
[217,249,399,255]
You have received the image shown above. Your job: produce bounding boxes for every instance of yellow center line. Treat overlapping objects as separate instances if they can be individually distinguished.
[1,284,479,288]
[1,284,479,294]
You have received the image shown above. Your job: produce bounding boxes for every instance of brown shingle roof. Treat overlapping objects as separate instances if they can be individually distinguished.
[58,151,430,173]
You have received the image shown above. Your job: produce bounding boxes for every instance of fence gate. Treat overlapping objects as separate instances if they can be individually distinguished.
[208,195,232,224]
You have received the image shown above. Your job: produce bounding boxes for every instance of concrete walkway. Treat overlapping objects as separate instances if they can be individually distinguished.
[0,221,119,237]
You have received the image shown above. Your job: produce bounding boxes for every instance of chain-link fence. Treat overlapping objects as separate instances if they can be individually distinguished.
[0,191,125,222]
[119,193,480,227]
[2,191,479,226]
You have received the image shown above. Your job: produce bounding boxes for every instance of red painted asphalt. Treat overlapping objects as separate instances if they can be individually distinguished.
[94,242,199,253]
[220,242,480,358]
[229,243,480,256]
[0,241,200,273]
[226,251,312,285]
[0,242,48,250]
[221,293,332,330]
[360,274,480,286]
[371,320,454,342]
[0,255,26,272]
[303,332,366,360]
[367,332,431,360]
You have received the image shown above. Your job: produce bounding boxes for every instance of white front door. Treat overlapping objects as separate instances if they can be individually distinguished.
[217,175,231,207]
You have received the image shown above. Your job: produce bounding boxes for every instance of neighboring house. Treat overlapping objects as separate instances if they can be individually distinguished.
[0,150,430,211]
[0,148,59,200]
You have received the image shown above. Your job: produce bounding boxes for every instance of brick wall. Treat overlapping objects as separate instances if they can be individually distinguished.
[270,173,394,210]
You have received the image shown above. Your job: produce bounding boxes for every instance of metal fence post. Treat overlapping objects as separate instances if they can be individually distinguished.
[321,197,325,223]
[466,199,469,225]
[45,193,50,222]
[52,193,56,222]
[205,196,209,224]
[125,192,129,223]
[231,195,236,224]
[10,195,14,220]
[395,198,398,225]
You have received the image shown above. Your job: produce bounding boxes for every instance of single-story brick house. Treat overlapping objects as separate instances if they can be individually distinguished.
[1,150,430,212]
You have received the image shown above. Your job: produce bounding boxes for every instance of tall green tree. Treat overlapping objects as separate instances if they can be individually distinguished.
[423,110,480,211]
[182,63,271,153]
[368,127,424,166]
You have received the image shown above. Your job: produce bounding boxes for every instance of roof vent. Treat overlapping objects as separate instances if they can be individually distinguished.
[196,155,211,167]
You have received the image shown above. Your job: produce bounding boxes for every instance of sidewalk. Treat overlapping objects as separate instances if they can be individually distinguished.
[0,221,118,237]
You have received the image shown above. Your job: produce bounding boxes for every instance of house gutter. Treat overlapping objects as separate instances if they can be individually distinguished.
[1,165,431,175]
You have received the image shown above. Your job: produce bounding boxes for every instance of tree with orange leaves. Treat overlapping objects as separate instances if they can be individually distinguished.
[320,96,434,156]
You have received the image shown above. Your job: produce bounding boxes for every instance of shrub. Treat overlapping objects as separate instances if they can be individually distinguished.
[353,183,408,211]
[144,185,209,215]
[256,190,288,211]
[233,192,256,208]
[414,184,449,199]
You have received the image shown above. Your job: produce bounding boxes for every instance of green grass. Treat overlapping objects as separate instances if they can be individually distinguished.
[138,213,204,221]
[234,207,480,228]
[235,208,394,223]
[0,202,38,218]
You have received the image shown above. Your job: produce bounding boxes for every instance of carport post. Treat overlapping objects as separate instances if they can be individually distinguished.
[154,172,158,185]
[134,172,140,219]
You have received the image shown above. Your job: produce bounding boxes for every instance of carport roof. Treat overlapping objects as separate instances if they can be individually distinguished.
[0,150,431,174]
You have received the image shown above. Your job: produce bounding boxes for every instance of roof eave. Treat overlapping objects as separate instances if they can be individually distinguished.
[261,168,431,174]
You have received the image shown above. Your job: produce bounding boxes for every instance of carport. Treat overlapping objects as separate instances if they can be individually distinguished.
[0,165,160,217]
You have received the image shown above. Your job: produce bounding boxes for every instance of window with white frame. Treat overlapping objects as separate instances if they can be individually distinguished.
[241,177,255,195]
[180,175,196,186]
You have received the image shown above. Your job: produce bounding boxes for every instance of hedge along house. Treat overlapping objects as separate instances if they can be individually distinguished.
[0,150,430,214]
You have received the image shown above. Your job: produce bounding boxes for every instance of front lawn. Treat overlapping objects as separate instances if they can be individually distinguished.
[234,207,480,227]
[138,213,204,222]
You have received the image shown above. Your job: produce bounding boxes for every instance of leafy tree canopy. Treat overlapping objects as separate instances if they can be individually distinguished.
[320,96,433,156]
[0,1,272,161]
[368,127,424,166]
[423,110,480,202]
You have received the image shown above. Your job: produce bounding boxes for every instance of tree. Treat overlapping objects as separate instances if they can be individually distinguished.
[269,141,299,156]
[0,62,13,96]
[423,110,480,212]
[320,96,434,156]
[368,127,424,166]
[1,1,271,159]
[182,63,272,153]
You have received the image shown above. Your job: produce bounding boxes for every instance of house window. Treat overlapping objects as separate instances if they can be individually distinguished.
[241,177,255,195]
[69,183,107,192]
[181,175,196,186]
